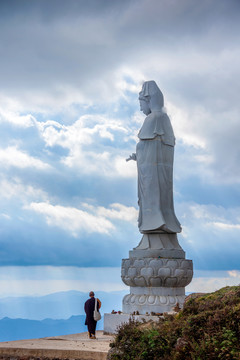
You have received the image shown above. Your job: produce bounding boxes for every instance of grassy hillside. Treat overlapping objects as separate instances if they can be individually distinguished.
[108,286,240,360]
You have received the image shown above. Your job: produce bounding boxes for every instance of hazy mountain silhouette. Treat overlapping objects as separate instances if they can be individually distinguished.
[0,290,127,320]
[0,315,104,342]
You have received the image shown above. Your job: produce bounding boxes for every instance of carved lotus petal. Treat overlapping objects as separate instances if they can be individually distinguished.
[150,277,162,287]
[149,259,163,268]
[187,269,193,277]
[123,259,131,268]
[122,276,133,286]
[174,269,185,277]
[121,268,126,276]
[139,295,146,304]
[123,294,131,304]
[181,260,191,269]
[148,295,156,304]
[165,277,177,287]
[130,295,136,303]
[140,267,153,276]
[178,278,189,287]
[134,276,146,286]
[128,267,137,277]
[133,259,145,268]
[169,296,177,304]
[166,260,178,268]
[158,267,171,277]
[160,296,168,304]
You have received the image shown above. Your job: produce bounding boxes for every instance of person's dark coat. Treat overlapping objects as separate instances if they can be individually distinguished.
[84,297,100,335]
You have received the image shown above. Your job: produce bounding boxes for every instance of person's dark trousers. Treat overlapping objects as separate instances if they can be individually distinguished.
[88,320,97,337]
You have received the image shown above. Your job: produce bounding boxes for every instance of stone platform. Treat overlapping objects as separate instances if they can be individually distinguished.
[0,331,113,360]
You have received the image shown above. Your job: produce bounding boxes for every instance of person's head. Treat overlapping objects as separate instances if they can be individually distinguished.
[139,80,164,112]
[89,291,95,297]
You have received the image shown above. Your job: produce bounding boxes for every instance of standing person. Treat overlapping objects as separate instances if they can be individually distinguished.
[84,291,101,339]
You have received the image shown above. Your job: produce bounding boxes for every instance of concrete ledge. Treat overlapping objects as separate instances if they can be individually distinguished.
[104,313,164,334]
[0,331,113,360]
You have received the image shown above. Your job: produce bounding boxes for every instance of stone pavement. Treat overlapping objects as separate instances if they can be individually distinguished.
[0,331,113,360]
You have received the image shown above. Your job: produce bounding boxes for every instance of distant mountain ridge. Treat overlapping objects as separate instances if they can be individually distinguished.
[0,290,127,320]
[0,315,104,342]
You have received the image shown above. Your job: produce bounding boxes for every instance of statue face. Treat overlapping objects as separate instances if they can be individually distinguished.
[139,99,151,115]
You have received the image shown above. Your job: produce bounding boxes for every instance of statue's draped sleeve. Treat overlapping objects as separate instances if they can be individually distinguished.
[138,112,175,146]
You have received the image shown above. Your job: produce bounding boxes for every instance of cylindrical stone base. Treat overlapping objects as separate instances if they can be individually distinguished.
[121,256,193,314]
[122,287,185,314]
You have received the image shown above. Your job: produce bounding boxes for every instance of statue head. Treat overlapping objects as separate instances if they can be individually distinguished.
[139,97,151,115]
[139,80,164,113]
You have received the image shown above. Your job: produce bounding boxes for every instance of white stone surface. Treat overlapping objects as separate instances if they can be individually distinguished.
[130,286,185,295]
[130,233,185,258]
[121,81,193,315]
[104,313,163,334]
[121,254,192,313]
[121,257,193,287]
[122,293,185,314]
[127,80,181,234]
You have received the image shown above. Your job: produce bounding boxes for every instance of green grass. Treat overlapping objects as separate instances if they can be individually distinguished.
[108,286,240,360]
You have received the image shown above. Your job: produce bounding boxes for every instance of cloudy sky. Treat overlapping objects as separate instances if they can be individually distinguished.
[0,0,240,299]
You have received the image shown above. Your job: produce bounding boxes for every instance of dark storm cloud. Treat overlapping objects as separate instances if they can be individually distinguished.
[0,0,129,19]
[0,0,239,105]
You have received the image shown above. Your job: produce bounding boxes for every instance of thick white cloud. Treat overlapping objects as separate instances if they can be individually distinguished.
[34,113,137,177]
[26,201,138,236]
[82,202,138,223]
[0,104,35,128]
[168,100,240,184]
[187,270,240,293]
[27,202,114,236]
[212,222,240,230]
[178,202,240,238]
[0,177,47,202]
[0,146,51,170]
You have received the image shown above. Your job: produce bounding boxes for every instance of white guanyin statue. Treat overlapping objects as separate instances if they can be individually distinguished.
[114,81,194,319]
[127,80,181,235]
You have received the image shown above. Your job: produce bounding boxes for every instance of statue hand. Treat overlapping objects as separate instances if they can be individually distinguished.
[126,153,136,162]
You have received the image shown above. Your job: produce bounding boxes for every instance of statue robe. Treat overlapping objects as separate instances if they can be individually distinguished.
[136,111,181,234]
